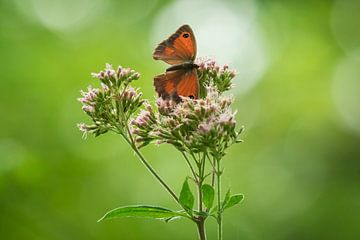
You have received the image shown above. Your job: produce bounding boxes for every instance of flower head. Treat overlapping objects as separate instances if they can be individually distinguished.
[91,63,140,88]
[131,85,242,156]
[196,58,236,97]
[78,86,99,103]
[77,123,97,139]
[78,64,144,137]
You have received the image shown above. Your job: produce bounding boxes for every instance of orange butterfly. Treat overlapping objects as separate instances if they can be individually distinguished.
[153,24,199,102]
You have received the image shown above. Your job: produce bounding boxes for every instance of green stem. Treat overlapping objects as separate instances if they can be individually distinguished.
[204,152,216,188]
[121,125,181,207]
[196,152,207,240]
[216,158,222,240]
[198,153,206,213]
[211,157,216,188]
[181,152,198,182]
[198,179,203,212]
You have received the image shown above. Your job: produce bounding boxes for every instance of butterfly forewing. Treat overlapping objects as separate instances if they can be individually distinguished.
[153,25,197,64]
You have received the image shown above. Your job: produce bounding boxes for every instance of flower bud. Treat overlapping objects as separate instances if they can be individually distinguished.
[99,71,105,79]
[198,122,212,135]
[144,102,153,113]
[218,112,236,127]
[82,105,95,113]
[101,83,110,91]
[91,72,99,78]
[77,123,89,132]
[130,128,141,135]
[229,70,236,78]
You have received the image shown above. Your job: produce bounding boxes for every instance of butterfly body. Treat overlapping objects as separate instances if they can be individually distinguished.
[166,62,199,72]
[153,25,199,101]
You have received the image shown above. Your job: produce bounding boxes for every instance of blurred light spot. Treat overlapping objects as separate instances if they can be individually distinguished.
[112,0,159,26]
[332,51,360,135]
[14,0,107,32]
[151,0,270,95]
[0,139,27,173]
[331,0,360,53]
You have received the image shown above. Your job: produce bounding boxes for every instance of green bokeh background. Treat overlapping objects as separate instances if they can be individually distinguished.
[1,0,359,239]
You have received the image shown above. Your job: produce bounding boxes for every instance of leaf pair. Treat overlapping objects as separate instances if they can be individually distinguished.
[210,189,244,215]
[98,182,244,223]
[223,192,244,211]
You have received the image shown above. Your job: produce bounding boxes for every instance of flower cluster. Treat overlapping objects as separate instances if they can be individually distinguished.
[131,86,243,157]
[78,60,242,157]
[78,64,143,137]
[196,58,236,98]
[91,63,141,88]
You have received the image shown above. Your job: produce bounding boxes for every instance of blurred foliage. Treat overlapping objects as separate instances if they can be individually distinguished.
[0,0,359,239]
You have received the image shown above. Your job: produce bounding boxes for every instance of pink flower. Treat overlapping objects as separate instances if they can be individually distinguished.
[144,102,153,113]
[82,105,95,113]
[198,122,212,134]
[78,86,99,105]
[101,83,110,91]
[77,123,91,136]
[219,97,233,108]
[132,110,151,127]
[156,98,176,114]
[218,112,236,127]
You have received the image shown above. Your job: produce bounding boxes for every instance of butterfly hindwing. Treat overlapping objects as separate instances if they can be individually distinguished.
[154,69,199,102]
[154,70,182,99]
[176,69,199,99]
[153,25,197,64]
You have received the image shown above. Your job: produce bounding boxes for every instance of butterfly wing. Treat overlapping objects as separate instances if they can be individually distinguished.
[154,69,199,101]
[153,25,197,65]
[176,69,199,99]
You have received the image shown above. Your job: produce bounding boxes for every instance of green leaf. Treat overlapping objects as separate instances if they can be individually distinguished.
[221,189,231,210]
[202,184,215,209]
[223,194,244,210]
[210,189,244,215]
[179,178,194,211]
[98,205,188,222]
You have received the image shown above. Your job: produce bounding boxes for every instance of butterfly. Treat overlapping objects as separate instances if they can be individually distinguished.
[153,24,199,102]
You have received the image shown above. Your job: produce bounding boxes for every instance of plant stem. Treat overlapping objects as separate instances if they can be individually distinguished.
[216,158,222,240]
[198,179,203,212]
[211,157,216,188]
[131,140,180,204]
[121,125,181,207]
[197,152,206,213]
[196,153,207,240]
[196,217,206,240]
[181,152,198,182]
